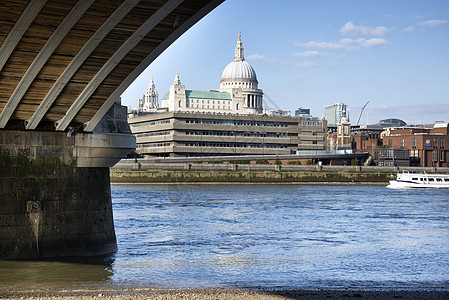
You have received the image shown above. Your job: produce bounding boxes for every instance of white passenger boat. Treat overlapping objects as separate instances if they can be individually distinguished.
[388,170,449,189]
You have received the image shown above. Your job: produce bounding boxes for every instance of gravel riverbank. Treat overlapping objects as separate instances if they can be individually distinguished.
[2,289,449,300]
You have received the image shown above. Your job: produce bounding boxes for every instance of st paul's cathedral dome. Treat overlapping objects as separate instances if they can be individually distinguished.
[220,32,258,90]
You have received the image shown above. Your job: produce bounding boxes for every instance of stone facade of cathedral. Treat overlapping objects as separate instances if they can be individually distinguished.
[138,33,263,115]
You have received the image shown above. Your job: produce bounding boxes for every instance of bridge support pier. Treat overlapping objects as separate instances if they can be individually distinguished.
[0,129,134,259]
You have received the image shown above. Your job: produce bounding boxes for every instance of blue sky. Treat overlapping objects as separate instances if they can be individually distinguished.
[120,0,449,125]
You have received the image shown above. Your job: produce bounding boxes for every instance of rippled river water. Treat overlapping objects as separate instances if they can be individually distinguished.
[1,184,449,292]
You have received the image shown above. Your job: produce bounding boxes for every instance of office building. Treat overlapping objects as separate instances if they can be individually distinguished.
[128,111,326,157]
[325,103,347,126]
[381,122,448,167]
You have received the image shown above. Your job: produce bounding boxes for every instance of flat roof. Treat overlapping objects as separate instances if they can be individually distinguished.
[161,90,232,100]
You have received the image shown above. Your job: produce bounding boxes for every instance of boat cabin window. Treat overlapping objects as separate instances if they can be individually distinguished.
[412,178,418,180]
[428,178,434,182]
[436,178,442,182]
[445,179,449,182]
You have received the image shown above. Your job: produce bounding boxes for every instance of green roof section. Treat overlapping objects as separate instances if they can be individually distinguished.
[186,90,232,100]
[161,92,170,100]
[161,90,232,101]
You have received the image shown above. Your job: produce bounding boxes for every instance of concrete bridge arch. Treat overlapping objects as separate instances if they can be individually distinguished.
[0,0,224,259]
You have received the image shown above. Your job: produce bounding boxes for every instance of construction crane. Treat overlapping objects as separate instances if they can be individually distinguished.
[356,101,369,126]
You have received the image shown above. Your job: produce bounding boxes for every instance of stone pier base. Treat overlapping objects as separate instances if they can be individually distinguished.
[0,130,133,259]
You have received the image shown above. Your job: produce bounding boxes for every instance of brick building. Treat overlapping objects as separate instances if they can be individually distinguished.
[351,129,383,154]
[382,122,449,167]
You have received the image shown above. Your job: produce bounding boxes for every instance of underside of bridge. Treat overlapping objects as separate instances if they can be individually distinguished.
[0,0,223,132]
[0,0,223,259]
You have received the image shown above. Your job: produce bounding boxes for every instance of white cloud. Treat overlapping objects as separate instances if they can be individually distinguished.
[295,61,336,69]
[247,53,333,69]
[403,26,416,32]
[340,38,355,46]
[294,39,359,51]
[292,50,325,58]
[294,38,389,51]
[356,38,389,48]
[246,54,266,61]
[419,19,448,27]
[247,54,292,66]
[340,21,389,36]
[295,62,319,68]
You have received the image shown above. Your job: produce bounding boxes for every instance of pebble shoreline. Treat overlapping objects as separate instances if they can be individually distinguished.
[2,289,449,300]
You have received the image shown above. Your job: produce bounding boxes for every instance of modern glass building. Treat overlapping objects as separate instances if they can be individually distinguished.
[325,103,347,126]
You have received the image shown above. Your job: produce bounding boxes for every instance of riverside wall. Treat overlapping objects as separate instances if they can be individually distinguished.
[110,162,449,184]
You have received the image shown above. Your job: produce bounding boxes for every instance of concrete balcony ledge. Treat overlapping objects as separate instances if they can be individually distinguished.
[0,130,135,168]
[74,132,136,168]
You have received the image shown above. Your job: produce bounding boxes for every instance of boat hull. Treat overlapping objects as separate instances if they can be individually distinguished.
[388,179,449,189]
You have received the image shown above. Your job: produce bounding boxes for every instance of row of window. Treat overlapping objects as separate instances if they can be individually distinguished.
[379,149,446,161]
[136,141,291,149]
[411,150,447,161]
[135,131,170,138]
[188,99,231,105]
[185,118,290,127]
[137,142,171,148]
[186,104,231,110]
[433,150,446,161]
[376,149,409,160]
[412,177,449,182]
[184,130,289,138]
[403,138,445,148]
[132,119,170,127]
[221,81,256,89]
[132,118,324,130]
[183,142,289,149]
[300,121,324,129]
[434,138,445,148]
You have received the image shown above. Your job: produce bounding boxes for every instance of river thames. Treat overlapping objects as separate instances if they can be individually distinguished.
[1,184,448,293]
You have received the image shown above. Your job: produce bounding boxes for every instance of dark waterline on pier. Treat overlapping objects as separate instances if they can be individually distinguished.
[1,185,448,292]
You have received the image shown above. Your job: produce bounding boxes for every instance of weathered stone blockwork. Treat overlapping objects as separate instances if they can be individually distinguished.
[0,130,116,259]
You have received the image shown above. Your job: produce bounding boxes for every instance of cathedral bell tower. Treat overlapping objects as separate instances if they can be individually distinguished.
[162,71,186,111]
[139,75,159,112]
[336,105,351,149]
